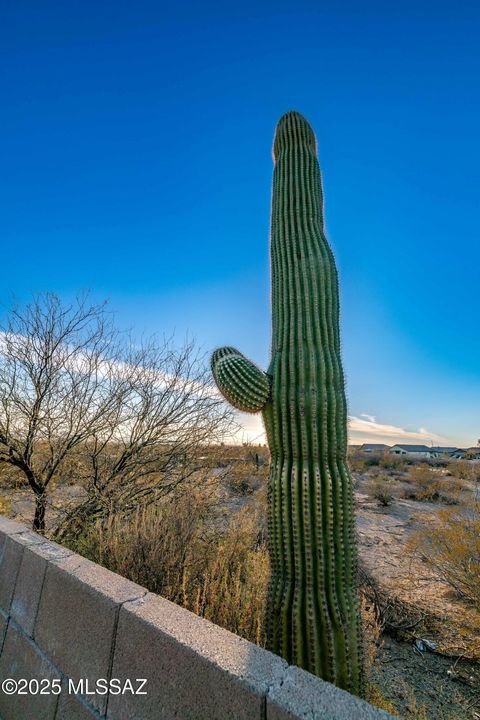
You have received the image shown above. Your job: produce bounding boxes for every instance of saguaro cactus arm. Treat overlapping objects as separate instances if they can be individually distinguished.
[211,346,270,413]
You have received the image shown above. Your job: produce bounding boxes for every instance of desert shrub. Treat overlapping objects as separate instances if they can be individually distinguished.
[405,465,441,501]
[405,465,467,504]
[0,464,24,490]
[431,457,449,468]
[379,455,407,472]
[349,454,389,474]
[410,504,480,606]
[226,462,258,495]
[407,464,436,484]
[225,457,269,496]
[67,483,269,645]
[449,459,466,478]
[348,454,367,473]
[436,477,466,505]
[0,494,12,515]
[451,459,480,482]
[367,475,396,507]
[363,455,381,467]
[228,475,254,495]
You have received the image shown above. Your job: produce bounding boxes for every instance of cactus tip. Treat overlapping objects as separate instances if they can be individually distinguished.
[273,110,317,161]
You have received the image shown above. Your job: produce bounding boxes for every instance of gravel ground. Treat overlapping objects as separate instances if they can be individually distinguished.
[372,636,480,719]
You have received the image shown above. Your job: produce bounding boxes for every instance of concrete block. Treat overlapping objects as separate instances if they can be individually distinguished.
[0,621,60,720]
[0,536,24,613]
[267,666,395,720]
[11,539,72,636]
[108,592,287,720]
[34,553,146,715]
[0,516,30,561]
[0,529,47,612]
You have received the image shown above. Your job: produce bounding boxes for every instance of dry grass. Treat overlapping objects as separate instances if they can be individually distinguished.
[225,460,268,496]
[66,482,269,645]
[364,683,397,715]
[406,465,441,500]
[348,451,408,476]
[379,455,408,473]
[410,504,480,607]
[360,584,384,678]
[404,465,465,504]
[450,459,480,482]
[0,494,12,516]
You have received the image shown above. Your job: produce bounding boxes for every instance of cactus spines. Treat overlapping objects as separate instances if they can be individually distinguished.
[211,347,270,413]
[211,111,362,695]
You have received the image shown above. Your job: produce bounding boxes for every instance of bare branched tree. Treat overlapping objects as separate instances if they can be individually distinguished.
[0,293,234,533]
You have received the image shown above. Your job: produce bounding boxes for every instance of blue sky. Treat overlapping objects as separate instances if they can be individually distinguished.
[2,1,479,446]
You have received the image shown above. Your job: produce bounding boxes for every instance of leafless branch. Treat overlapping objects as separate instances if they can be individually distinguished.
[0,293,235,532]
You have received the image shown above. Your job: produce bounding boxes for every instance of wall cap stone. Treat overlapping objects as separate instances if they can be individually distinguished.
[122,591,288,695]
[0,516,29,536]
[267,665,396,719]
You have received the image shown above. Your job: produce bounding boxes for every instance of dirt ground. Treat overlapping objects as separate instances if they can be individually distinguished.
[373,636,479,718]
[355,474,479,718]
[356,487,479,656]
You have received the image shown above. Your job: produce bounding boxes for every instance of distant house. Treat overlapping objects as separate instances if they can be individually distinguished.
[359,444,390,454]
[429,446,459,457]
[389,444,432,458]
[452,448,480,460]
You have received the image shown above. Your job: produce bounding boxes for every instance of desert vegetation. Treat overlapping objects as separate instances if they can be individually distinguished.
[410,504,480,608]
[348,449,479,717]
[1,446,479,717]
[0,293,233,536]
[65,481,270,646]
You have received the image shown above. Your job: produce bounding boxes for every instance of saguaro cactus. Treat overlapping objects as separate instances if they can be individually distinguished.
[211,111,362,694]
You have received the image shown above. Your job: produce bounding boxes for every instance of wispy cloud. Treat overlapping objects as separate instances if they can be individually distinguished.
[348,415,446,445]
[233,412,448,446]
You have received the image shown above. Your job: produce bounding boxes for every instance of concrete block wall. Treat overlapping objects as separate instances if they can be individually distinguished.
[0,516,395,719]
